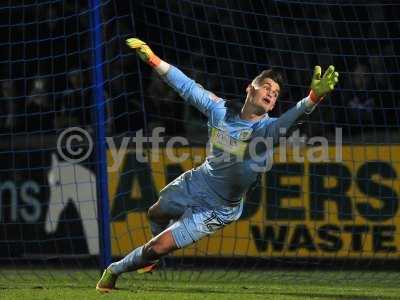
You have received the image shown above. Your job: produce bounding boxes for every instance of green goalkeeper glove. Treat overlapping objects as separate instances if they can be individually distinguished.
[309,65,339,103]
[126,38,161,68]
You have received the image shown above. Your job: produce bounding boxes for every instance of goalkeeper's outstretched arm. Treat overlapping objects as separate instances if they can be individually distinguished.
[266,65,339,143]
[126,38,170,75]
[126,38,221,117]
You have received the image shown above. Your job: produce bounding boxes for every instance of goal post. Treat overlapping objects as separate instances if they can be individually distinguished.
[89,0,112,271]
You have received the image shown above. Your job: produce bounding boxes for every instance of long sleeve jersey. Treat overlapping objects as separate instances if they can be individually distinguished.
[162,66,313,204]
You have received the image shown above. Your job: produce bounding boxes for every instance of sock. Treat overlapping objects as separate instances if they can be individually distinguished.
[108,245,155,275]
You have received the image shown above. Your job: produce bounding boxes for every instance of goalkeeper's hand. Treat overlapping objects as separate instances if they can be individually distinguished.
[126,38,161,68]
[309,65,339,103]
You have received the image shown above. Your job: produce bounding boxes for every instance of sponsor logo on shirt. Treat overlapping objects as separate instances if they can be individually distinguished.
[210,127,248,158]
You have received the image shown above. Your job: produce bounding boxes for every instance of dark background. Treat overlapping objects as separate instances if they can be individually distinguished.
[0,0,398,141]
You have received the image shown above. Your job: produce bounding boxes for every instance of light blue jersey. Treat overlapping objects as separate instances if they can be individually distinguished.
[163,66,311,205]
[113,65,315,258]
[107,60,320,275]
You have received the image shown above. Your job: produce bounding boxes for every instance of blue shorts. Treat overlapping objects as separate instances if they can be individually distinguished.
[158,168,243,248]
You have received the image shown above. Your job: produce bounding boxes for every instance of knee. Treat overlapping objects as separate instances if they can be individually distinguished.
[148,202,170,224]
[147,203,161,222]
[142,238,170,261]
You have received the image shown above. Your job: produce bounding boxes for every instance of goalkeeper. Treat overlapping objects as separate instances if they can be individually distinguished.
[96,38,339,292]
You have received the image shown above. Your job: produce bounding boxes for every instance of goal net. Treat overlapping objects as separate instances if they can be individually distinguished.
[0,0,399,284]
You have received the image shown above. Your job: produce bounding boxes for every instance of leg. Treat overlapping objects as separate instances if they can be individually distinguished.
[111,228,178,274]
[114,202,244,274]
[97,203,243,293]
[148,200,179,237]
[143,200,184,273]
[96,228,178,293]
[147,169,200,237]
[97,169,223,292]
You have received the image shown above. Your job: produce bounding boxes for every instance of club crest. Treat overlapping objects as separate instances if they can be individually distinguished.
[238,129,252,141]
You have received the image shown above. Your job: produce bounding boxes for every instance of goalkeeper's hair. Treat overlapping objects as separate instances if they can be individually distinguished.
[252,69,283,90]
[225,68,283,114]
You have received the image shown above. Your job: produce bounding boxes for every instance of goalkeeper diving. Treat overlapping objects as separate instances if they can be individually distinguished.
[96,38,339,292]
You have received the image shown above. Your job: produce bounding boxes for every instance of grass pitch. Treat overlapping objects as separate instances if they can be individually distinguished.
[0,269,399,300]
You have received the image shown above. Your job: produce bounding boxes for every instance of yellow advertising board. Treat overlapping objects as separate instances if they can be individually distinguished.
[108,145,400,259]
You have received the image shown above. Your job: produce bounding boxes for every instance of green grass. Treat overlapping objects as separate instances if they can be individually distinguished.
[0,269,399,300]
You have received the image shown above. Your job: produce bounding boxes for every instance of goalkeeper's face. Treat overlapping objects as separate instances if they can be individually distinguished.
[246,78,280,114]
